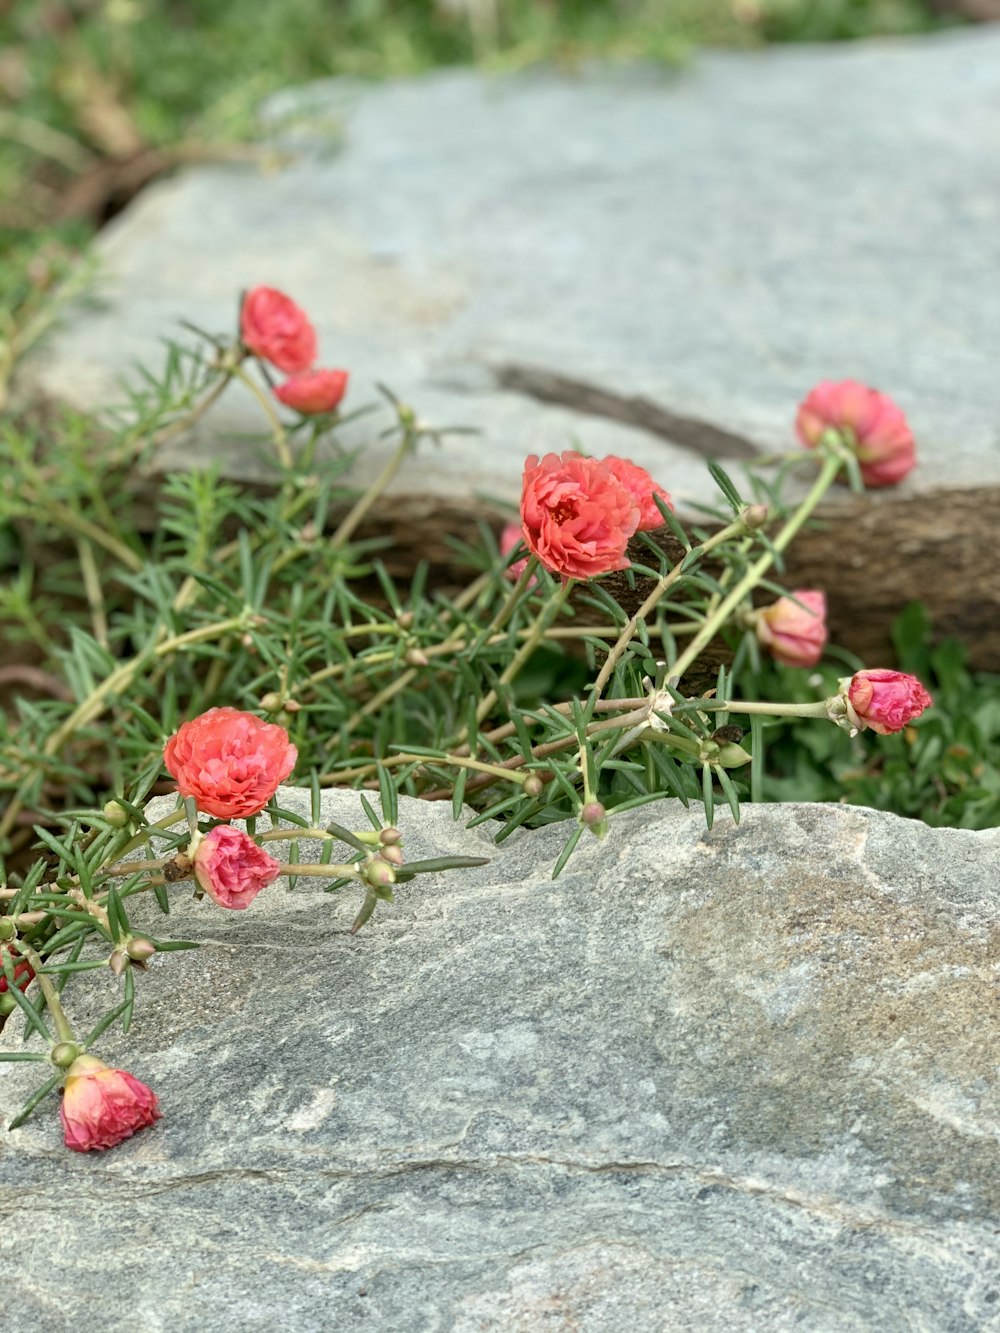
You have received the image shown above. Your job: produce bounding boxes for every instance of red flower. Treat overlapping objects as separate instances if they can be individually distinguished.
[755,590,828,668]
[163,707,297,819]
[520,451,640,580]
[500,521,537,587]
[0,944,33,994]
[796,380,915,487]
[599,456,674,531]
[60,1054,161,1152]
[274,368,349,415]
[240,286,317,374]
[193,825,281,910]
[846,669,932,734]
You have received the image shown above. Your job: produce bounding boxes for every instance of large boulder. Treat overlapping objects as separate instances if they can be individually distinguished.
[16,31,1000,666]
[2,791,997,1329]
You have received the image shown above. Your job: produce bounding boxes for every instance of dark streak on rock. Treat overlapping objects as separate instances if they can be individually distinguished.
[495,362,761,461]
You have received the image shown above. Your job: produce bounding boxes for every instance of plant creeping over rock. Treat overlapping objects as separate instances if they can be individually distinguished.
[0,287,934,1150]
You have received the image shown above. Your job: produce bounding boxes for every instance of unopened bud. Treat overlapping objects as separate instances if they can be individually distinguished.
[102,799,129,828]
[741,503,769,531]
[126,937,157,963]
[523,775,545,799]
[379,827,402,846]
[50,1041,82,1069]
[365,859,396,889]
[259,691,283,712]
[241,632,257,652]
[283,699,301,714]
[580,801,609,841]
[0,992,17,1017]
[380,844,404,867]
[0,917,16,942]
[396,611,414,630]
[405,647,429,668]
[108,949,129,977]
[298,521,318,544]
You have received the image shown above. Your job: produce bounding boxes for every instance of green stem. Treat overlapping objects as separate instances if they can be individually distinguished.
[592,517,749,697]
[668,454,843,687]
[329,419,416,548]
[232,365,293,470]
[472,579,574,730]
[14,941,77,1044]
[671,698,831,719]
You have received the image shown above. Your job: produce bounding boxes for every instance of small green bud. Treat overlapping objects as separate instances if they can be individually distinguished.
[50,1041,82,1070]
[0,992,18,1017]
[522,775,545,799]
[0,917,17,942]
[379,827,402,846]
[404,647,429,668]
[741,503,769,531]
[259,691,283,713]
[102,800,129,828]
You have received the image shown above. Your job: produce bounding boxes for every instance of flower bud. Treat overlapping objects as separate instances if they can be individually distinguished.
[396,612,415,631]
[580,801,609,841]
[0,992,18,1016]
[0,917,16,942]
[405,647,429,668]
[259,691,283,713]
[379,827,402,846]
[754,590,828,668]
[102,800,129,828]
[50,1041,83,1069]
[840,669,932,735]
[108,949,129,977]
[522,774,545,799]
[126,937,157,963]
[380,844,404,867]
[60,1054,161,1151]
[365,859,396,890]
[741,503,769,531]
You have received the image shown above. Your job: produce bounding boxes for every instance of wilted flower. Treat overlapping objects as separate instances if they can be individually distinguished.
[60,1054,161,1152]
[193,825,281,910]
[274,368,348,415]
[755,590,828,668]
[520,451,639,580]
[843,669,932,734]
[240,286,317,374]
[599,456,673,531]
[796,380,915,487]
[163,707,297,819]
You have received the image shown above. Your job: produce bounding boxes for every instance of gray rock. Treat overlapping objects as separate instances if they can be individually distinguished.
[2,790,998,1331]
[16,33,1000,666]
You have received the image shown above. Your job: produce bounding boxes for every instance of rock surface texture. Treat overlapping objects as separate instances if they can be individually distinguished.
[2,791,998,1331]
[18,31,1000,666]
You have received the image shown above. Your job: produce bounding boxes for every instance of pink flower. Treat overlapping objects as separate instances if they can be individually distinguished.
[755,590,828,668]
[193,825,281,910]
[846,669,932,734]
[274,368,349,415]
[796,380,915,487]
[0,944,33,994]
[500,521,537,587]
[599,456,674,531]
[60,1054,161,1152]
[163,707,297,819]
[240,286,317,374]
[520,451,640,580]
